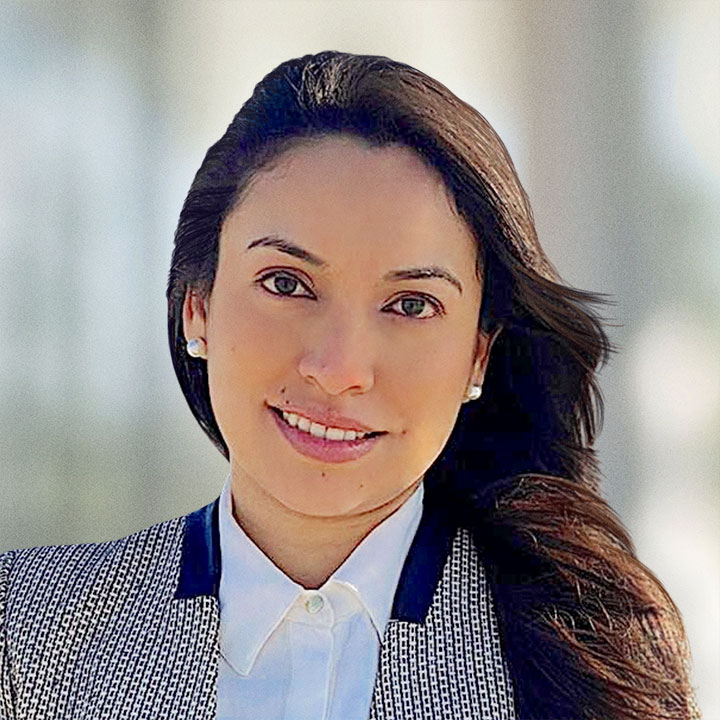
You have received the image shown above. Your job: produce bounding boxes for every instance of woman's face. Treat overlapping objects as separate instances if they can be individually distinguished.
[184,134,496,517]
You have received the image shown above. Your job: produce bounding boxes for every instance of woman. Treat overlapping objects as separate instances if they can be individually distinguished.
[0,51,699,719]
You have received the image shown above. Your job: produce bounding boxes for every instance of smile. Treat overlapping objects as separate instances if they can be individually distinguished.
[274,407,382,441]
[269,406,386,463]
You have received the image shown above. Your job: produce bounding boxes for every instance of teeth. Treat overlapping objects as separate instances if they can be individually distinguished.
[325,427,347,441]
[280,410,368,441]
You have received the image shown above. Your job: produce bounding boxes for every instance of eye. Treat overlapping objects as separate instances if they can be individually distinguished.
[257,270,314,298]
[257,271,443,320]
[385,294,443,320]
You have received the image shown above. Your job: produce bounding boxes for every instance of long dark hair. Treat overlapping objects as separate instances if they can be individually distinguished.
[167,52,698,719]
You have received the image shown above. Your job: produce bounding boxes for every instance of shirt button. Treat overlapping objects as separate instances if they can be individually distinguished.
[304,593,324,614]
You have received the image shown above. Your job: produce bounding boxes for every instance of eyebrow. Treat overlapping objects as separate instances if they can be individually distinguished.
[246,235,463,295]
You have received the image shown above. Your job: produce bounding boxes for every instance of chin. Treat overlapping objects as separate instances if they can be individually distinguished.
[285,493,367,518]
[274,478,372,518]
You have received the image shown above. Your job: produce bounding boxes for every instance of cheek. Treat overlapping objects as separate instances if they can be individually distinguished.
[404,330,472,394]
[387,330,473,447]
[206,297,302,401]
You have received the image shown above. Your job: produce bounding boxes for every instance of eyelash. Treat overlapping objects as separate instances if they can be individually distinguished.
[256,270,444,320]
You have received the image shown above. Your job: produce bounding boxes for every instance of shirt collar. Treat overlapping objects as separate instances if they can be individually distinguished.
[325,478,424,638]
[216,472,424,676]
[174,476,458,628]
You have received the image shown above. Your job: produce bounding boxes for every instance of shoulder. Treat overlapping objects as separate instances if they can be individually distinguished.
[0,512,189,630]
[0,507,222,718]
[1,512,187,580]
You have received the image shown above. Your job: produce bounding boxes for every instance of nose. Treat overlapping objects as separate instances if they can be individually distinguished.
[297,311,376,397]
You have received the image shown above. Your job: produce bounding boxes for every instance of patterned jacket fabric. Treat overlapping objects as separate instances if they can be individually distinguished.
[0,495,515,720]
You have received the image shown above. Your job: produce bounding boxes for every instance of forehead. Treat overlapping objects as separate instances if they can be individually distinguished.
[222,135,479,278]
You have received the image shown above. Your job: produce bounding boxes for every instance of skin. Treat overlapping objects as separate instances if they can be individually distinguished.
[183,134,500,589]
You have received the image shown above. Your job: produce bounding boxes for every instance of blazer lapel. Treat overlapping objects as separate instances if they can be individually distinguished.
[171,499,222,718]
[175,498,222,600]
[370,496,517,719]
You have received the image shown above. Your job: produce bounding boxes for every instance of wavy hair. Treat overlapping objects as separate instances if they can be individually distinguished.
[166,51,698,719]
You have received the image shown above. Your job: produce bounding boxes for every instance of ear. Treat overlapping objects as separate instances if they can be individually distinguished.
[470,324,503,386]
[182,289,209,342]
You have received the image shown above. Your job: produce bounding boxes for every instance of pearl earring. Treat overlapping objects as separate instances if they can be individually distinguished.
[186,337,207,359]
[463,384,482,403]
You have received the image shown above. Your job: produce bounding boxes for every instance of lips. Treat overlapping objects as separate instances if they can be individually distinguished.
[269,405,386,463]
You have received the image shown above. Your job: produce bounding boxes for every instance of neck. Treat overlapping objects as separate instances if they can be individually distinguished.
[228,469,422,590]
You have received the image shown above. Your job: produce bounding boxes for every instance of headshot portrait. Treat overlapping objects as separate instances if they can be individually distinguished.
[1,3,716,719]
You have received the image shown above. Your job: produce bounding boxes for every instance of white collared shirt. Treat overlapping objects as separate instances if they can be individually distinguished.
[216,473,424,720]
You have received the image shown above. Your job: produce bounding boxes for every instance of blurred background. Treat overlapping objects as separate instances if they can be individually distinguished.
[1,0,717,714]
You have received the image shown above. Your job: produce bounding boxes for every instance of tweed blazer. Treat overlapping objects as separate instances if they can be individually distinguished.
[0,493,516,720]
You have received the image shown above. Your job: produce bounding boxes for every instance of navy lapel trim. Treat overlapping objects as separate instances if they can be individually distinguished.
[390,492,458,623]
[175,498,221,599]
[174,490,458,624]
